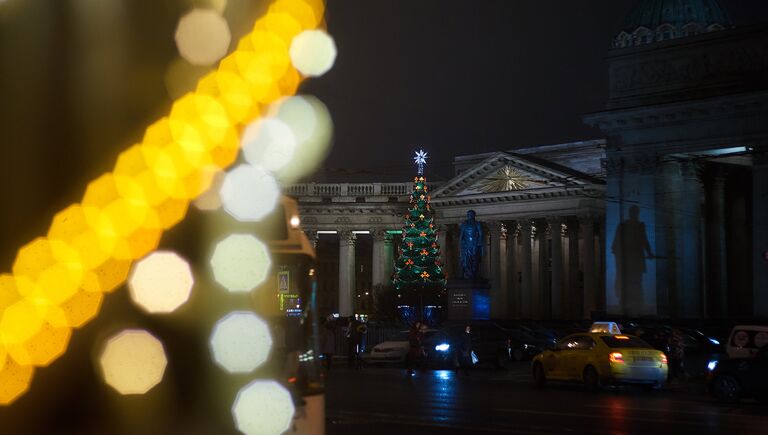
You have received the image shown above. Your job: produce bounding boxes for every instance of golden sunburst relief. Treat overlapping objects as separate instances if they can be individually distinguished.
[476,165,538,193]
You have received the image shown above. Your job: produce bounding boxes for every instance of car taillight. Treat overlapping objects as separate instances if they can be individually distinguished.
[609,352,624,363]
[660,353,668,365]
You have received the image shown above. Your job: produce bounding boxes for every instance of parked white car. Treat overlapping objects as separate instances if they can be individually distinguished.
[366,330,438,364]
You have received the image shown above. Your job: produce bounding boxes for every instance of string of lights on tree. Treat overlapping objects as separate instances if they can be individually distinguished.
[392,150,447,310]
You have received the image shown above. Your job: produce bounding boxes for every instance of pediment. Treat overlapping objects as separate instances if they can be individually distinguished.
[432,152,599,198]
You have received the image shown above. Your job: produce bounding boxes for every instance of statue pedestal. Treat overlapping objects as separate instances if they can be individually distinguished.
[446,279,491,321]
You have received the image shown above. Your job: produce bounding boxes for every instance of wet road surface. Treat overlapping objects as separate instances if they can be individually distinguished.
[325,361,767,435]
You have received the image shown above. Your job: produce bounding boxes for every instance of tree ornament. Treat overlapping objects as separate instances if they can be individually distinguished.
[419,214,425,220]
[420,249,428,256]
[420,271,430,280]
[419,231,427,238]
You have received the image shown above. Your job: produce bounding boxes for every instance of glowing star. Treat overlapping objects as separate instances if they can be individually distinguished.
[413,149,428,175]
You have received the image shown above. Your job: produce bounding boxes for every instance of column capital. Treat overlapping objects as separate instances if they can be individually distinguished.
[339,229,356,246]
[486,220,504,236]
[371,228,390,242]
[577,214,597,225]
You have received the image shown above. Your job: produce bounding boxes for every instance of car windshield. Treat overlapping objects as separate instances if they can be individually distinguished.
[389,331,409,341]
[601,336,651,348]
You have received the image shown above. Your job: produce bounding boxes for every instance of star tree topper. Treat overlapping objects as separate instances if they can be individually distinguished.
[413,149,428,175]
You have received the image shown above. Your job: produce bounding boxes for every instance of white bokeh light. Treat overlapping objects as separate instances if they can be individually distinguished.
[232,380,295,435]
[241,118,297,172]
[128,251,194,314]
[210,234,271,292]
[175,9,231,66]
[220,164,280,222]
[289,29,337,77]
[210,311,272,373]
[98,329,167,395]
[269,95,333,183]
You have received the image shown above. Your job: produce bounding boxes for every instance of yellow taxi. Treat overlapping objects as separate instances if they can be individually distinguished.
[532,333,668,390]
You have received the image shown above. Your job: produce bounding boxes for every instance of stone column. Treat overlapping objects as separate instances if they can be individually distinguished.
[549,217,564,319]
[488,221,505,318]
[753,155,768,317]
[567,218,581,319]
[677,160,704,318]
[483,224,492,280]
[579,215,596,319]
[519,221,533,318]
[705,167,728,317]
[338,230,356,317]
[504,222,518,317]
[535,220,549,319]
[371,229,388,288]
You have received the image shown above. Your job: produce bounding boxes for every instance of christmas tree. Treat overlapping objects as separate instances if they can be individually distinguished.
[392,150,446,323]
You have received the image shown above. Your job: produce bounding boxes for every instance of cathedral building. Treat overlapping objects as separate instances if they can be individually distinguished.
[291,0,768,320]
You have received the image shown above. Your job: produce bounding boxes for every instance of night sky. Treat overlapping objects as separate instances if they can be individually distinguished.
[304,0,768,181]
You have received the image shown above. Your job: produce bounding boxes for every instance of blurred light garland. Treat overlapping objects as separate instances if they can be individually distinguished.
[0,0,327,405]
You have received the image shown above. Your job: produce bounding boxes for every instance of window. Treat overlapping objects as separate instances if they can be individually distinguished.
[601,336,651,348]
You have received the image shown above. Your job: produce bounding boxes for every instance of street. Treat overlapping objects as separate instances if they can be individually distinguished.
[325,362,767,435]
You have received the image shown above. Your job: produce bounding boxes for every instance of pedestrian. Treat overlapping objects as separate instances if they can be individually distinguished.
[457,324,473,376]
[320,321,335,371]
[406,321,424,376]
[346,317,365,369]
[667,328,686,382]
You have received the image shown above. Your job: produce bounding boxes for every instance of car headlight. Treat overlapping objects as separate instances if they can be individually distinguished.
[435,343,450,352]
[708,337,720,346]
[707,360,718,371]
[523,344,530,350]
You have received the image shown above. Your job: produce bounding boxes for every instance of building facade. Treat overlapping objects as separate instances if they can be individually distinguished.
[290,0,768,321]
[585,0,768,319]
[288,141,606,320]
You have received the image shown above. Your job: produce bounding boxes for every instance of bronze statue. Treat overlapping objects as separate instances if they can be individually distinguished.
[459,210,483,280]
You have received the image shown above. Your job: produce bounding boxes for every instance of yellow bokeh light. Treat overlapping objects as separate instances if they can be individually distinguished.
[210,234,271,293]
[57,290,103,328]
[175,9,232,66]
[220,164,280,222]
[0,359,34,405]
[0,0,328,403]
[232,380,295,435]
[209,311,272,373]
[128,252,194,314]
[175,9,232,65]
[0,299,45,345]
[99,329,167,395]
[12,238,84,306]
[289,29,336,77]
[6,321,71,367]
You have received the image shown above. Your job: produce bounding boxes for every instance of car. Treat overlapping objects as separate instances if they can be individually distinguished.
[709,345,768,403]
[532,333,668,390]
[726,325,768,359]
[366,329,438,364]
[629,325,725,379]
[443,323,516,368]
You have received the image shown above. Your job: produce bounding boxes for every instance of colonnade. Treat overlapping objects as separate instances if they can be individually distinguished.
[305,213,604,320]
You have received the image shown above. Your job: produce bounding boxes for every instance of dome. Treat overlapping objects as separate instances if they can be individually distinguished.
[614,0,732,48]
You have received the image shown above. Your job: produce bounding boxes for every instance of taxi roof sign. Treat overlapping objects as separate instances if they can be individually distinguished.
[590,322,622,335]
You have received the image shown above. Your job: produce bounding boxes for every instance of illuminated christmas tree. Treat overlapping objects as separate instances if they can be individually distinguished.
[392,150,446,323]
